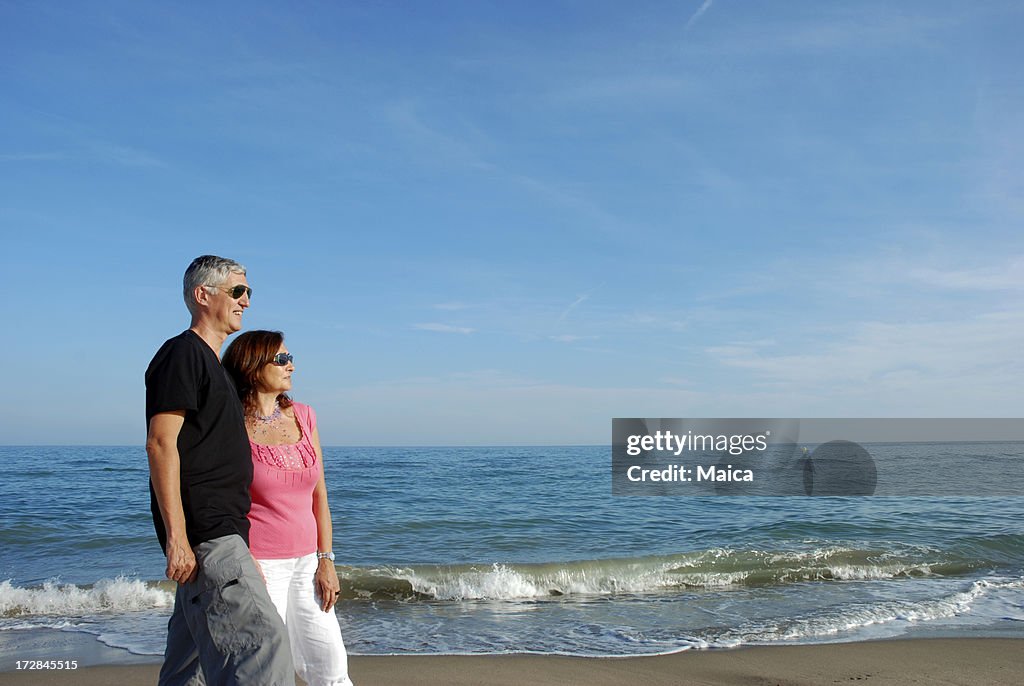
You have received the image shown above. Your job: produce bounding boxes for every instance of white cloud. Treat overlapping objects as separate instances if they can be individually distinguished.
[552,75,696,105]
[707,309,1024,414]
[685,0,715,32]
[908,258,1024,291]
[0,144,163,167]
[384,100,493,170]
[89,142,165,167]
[0,152,66,162]
[549,334,599,343]
[413,322,475,334]
[559,294,590,321]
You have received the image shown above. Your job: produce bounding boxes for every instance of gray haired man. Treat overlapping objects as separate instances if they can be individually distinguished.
[146,255,294,685]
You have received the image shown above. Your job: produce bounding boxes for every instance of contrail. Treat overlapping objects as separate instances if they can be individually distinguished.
[559,294,590,321]
[685,0,715,31]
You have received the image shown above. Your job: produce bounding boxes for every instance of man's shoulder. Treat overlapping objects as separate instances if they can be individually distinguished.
[146,331,205,376]
[155,330,204,355]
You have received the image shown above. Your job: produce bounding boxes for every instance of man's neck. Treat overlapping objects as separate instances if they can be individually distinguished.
[189,322,229,359]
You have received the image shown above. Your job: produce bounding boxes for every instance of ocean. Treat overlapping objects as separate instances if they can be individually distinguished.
[1,444,1023,668]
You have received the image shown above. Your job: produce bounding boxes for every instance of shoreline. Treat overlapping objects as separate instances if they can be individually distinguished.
[2,637,1023,685]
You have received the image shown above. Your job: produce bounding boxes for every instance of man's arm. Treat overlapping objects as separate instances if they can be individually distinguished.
[146,411,197,584]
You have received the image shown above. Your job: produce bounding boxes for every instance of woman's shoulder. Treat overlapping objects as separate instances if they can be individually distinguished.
[289,400,317,429]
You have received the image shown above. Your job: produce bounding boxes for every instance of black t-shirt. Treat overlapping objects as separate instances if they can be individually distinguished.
[145,330,253,550]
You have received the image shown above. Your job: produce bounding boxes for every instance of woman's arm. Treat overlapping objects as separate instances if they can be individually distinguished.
[311,425,341,612]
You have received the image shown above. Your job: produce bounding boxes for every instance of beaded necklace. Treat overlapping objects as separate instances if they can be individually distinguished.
[253,401,281,424]
[247,401,301,445]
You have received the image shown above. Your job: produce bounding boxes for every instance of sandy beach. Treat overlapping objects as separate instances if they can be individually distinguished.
[2,638,1022,685]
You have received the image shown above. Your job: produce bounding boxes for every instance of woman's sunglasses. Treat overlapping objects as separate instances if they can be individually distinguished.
[208,284,253,299]
[270,353,294,366]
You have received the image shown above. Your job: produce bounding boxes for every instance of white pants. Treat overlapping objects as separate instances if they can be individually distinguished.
[258,553,354,686]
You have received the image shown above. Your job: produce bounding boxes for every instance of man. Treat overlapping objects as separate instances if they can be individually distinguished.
[146,255,293,685]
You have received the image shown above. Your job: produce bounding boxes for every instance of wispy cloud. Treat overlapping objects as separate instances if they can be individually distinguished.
[685,0,715,32]
[0,143,164,168]
[433,302,473,311]
[969,81,1024,220]
[677,5,957,58]
[552,75,695,105]
[707,310,1024,408]
[7,105,167,168]
[413,323,475,334]
[88,142,165,167]
[384,100,625,238]
[352,368,548,391]
[908,257,1024,291]
[826,250,1024,303]
[0,152,67,162]
[559,294,590,321]
[384,100,493,170]
[549,334,598,344]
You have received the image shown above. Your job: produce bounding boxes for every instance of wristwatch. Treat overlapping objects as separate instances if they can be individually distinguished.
[316,551,336,561]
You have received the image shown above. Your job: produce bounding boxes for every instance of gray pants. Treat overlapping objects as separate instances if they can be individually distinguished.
[158,534,295,686]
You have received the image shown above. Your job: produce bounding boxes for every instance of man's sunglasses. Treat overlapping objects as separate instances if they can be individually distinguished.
[270,353,294,366]
[208,284,253,299]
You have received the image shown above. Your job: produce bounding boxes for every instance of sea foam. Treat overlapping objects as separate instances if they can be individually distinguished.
[0,577,172,619]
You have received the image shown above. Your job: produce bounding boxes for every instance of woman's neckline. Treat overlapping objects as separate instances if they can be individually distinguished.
[247,406,305,447]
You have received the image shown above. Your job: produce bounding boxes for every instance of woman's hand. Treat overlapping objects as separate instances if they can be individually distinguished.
[315,556,341,612]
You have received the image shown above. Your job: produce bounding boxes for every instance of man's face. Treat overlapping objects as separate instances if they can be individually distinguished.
[206,272,251,334]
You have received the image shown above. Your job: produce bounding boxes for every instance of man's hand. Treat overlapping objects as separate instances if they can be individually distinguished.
[165,536,197,584]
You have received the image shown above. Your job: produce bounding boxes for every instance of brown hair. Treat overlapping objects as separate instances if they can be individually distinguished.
[222,330,293,415]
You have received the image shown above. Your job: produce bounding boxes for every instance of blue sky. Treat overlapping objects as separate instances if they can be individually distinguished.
[2,1,1022,445]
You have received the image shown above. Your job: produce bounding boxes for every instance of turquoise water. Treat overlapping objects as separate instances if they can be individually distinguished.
[1,445,1023,663]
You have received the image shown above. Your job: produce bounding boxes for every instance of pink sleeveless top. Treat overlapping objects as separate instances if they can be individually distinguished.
[247,402,320,559]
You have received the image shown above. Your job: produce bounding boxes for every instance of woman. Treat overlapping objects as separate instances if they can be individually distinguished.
[222,330,354,686]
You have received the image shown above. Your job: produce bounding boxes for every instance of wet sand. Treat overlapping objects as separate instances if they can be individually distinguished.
[1,637,1022,685]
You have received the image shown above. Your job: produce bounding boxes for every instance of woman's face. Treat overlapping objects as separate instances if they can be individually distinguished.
[256,343,294,394]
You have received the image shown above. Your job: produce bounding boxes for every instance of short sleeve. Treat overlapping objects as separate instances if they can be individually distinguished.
[145,336,202,420]
[293,401,318,435]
